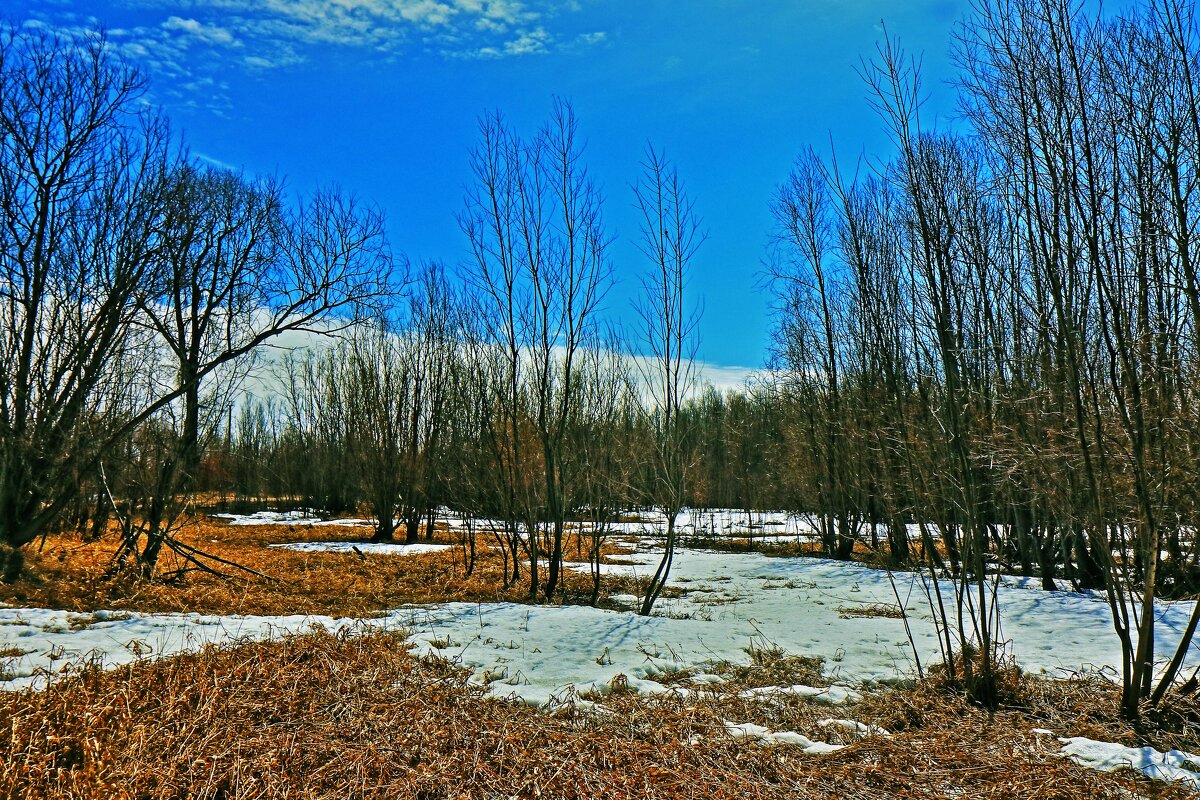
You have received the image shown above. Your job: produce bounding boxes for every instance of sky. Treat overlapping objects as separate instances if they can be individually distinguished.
[8,0,969,380]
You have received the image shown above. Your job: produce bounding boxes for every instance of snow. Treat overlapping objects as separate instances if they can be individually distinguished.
[723,721,844,753]
[269,542,453,555]
[9,541,1200,709]
[1059,737,1200,788]
[394,544,1200,711]
[738,684,861,705]
[0,608,354,690]
[602,509,820,540]
[818,718,890,737]
[10,511,1200,788]
[212,511,370,527]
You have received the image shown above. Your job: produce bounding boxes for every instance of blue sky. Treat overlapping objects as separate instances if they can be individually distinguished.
[11,0,967,374]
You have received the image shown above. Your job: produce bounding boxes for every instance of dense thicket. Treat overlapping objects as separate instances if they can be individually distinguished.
[768,0,1200,718]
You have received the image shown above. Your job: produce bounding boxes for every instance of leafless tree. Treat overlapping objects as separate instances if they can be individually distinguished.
[0,27,171,578]
[631,144,704,616]
[460,99,612,600]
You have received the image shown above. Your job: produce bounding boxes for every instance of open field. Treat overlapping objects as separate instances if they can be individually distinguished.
[0,513,631,617]
[2,628,1194,800]
[4,509,1200,797]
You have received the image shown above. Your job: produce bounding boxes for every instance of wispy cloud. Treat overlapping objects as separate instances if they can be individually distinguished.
[162,15,239,46]
[462,24,550,59]
[17,0,606,111]
[120,0,570,58]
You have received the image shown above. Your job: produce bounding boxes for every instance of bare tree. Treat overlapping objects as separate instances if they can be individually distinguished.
[569,338,637,605]
[397,263,460,545]
[0,27,171,577]
[632,144,704,616]
[119,172,394,576]
[460,99,611,600]
[118,165,283,573]
[771,150,860,561]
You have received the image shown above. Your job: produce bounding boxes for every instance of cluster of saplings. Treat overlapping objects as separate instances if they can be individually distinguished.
[7,0,1200,722]
[767,0,1200,719]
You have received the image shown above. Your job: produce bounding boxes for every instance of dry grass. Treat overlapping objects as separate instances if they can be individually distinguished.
[0,629,1185,800]
[837,603,906,619]
[3,511,1198,797]
[0,514,637,617]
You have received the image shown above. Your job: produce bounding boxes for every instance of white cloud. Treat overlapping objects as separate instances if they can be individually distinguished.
[162,0,543,52]
[502,25,549,55]
[162,16,239,46]
[238,325,761,407]
[462,23,550,58]
[695,362,763,394]
[397,0,457,26]
[20,0,606,111]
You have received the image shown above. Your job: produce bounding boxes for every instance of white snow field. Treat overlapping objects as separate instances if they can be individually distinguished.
[0,608,360,690]
[269,541,453,555]
[395,544,1200,704]
[6,508,1200,788]
[212,510,370,527]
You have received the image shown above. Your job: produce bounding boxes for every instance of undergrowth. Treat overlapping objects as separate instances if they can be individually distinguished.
[0,516,636,617]
[1,629,1184,800]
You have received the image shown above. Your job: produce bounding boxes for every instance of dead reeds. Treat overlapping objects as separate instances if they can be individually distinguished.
[0,628,1188,800]
[0,515,636,617]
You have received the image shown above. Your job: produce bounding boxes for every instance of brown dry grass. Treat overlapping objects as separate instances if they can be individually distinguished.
[837,603,906,619]
[0,514,638,617]
[3,512,1198,798]
[0,629,1185,800]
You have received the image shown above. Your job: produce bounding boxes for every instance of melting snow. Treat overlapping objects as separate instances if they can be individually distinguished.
[738,684,861,705]
[1059,737,1200,788]
[818,718,890,737]
[0,608,358,690]
[9,512,1200,788]
[269,542,453,555]
[212,511,370,527]
[723,721,844,753]
[8,542,1200,706]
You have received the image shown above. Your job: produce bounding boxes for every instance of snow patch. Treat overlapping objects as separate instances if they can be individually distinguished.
[212,511,371,527]
[0,608,355,690]
[818,718,890,737]
[738,684,861,705]
[269,542,453,555]
[723,720,844,753]
[1059,737,1200,788]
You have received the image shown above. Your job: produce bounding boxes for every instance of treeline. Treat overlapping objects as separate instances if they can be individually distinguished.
[0,27,713,612]
[769,0,1200,718]
[198,372,789,540]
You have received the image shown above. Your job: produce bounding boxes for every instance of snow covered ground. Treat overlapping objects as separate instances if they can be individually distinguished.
[269,542,453,555]
[7,517,1200,789]
[6,540,1200,700]
[395,544,1200,705]
[212,510,370,527]
[0,608,359,690]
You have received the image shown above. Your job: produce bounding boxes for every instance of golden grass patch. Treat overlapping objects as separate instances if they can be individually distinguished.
[0,514,639,617]
[837,603,906,619]
[0,629,1178,800]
